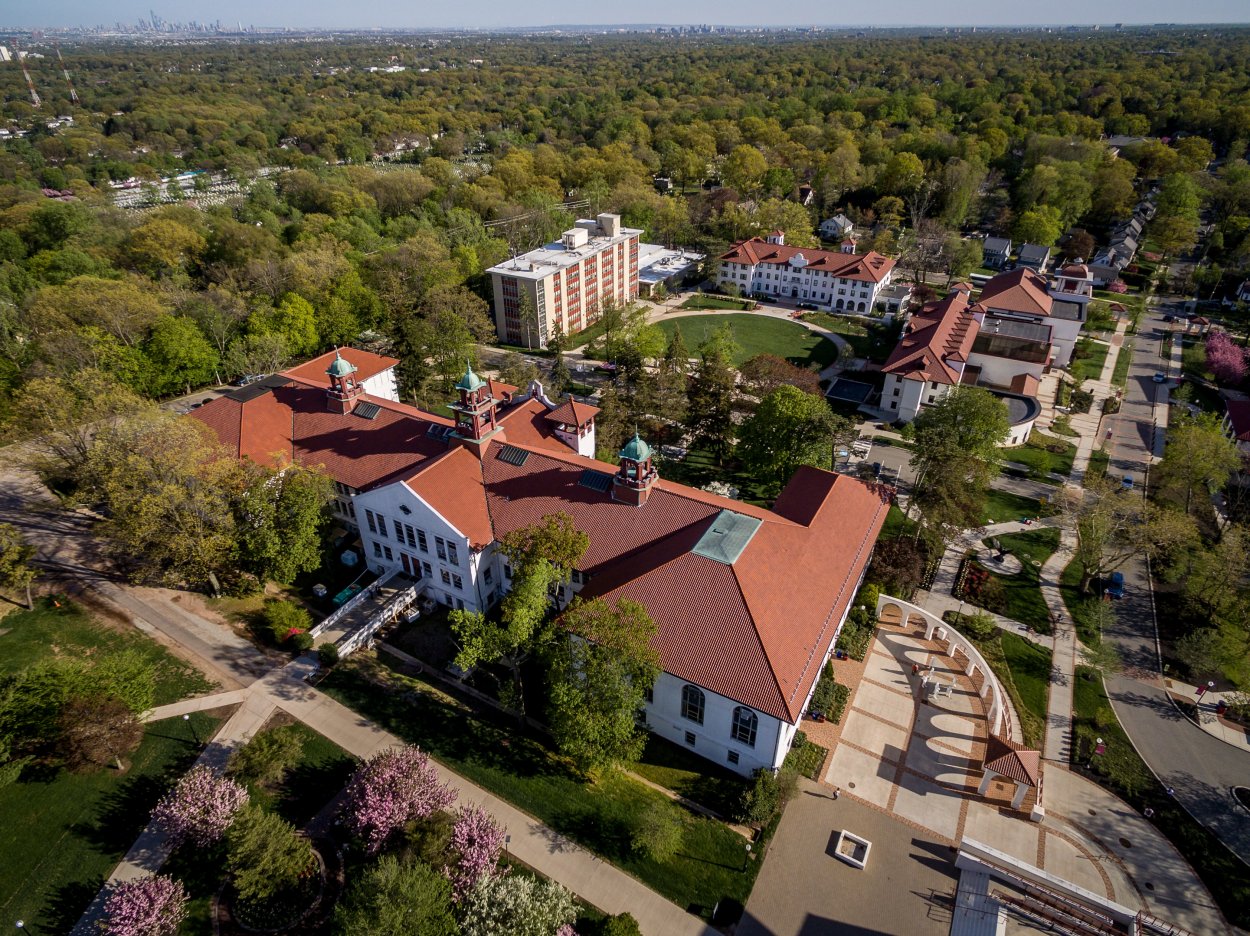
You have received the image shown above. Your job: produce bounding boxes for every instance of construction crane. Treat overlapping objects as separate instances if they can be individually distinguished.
[13,40,40,108]
[54,42,78,104]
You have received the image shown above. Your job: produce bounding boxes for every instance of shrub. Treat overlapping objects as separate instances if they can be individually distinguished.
[809,661,839,715]
[340,745,457,853]
[738,768,796,826]
[226,803,315,902]
[600,913,643,936]
[445,804,506,901]
[101,874,188,936]
[630,801,684,862]
[318,643,340,667]
[227,725,305,787]
[289,632,314,652]
[460,874,577,936]
[151,765,248,848]
[262,600,312,645]
[961,611,999,640]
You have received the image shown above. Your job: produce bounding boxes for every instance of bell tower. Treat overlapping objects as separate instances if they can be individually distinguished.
[449,362,504,455]
[325,349,363,414]
[613,432,657,506]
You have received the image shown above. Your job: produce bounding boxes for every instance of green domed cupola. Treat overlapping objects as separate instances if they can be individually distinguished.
[455,361,486,393]
[326,349,357,379]
[619,432,652,463]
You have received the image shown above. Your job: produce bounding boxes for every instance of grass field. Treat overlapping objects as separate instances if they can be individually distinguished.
[1071,667,1250,929]
[0,710,225,934]
[322,655,763,920]
[1111,338,1134,388]
[242,720,358,828]
[980,489,1052,525]
[655,314,837,369]
[799,313,901,364]
[681,295,753,311]
[972,631,1051,749]
[984,527,1062,633]
[1086,447,1110,481]
[1000,434,1076,484]
[633,735,749,819]
[1069,338,1111,383]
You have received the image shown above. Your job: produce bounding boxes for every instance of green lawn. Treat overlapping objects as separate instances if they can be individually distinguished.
[321,656,762,920]
[634,735,750,819]
[0,600,215,706]
[1068,338,1111,383]
[654,446,773,507]
[879,504,919,540]
[1072,666,1250,929]
[970,631,1050,749]
[980,489,1052,525]
[1111,338,1134,389]
[655,314,837,369]
[0,711,225,934]
[1000,434,1076,484]
[1086,447,1110,482]
[983,527,1061,633]
[799,313,901,364]
[242,721,358,828]
[680,295,753,311]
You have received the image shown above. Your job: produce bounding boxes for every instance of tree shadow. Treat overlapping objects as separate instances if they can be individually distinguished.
[39,878,103,936]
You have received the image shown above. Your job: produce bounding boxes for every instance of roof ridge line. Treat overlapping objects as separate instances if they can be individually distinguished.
[731,560,797,723]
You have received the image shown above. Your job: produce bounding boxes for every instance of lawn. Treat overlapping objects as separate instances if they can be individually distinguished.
[1068,338,1111,383]
[982,527,1061,633]
[1086,447,1110,481]
[680,295,754,311]
[1111,338,1134,389]
[879,504,919,540]
[242,719,358,828]
[634,734,750,819]
[1000,434,1076,484]
[655,314,837,369]
[321,655,763,920]
[800,313,901,364]
[970,630,1050,749]
[980,489,1052,525]
[0,710,226,934]
[1071,667,1250,929]
[654,445,773,506]
[0,600,215,706]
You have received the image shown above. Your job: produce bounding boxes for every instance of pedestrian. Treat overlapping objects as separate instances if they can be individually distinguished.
[1166,786,1175,797]
[912,663,919,676]
[831,787,840,800]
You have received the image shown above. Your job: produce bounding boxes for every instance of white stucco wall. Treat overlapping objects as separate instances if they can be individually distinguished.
[968,353,1044,390]
[362,368,399,402]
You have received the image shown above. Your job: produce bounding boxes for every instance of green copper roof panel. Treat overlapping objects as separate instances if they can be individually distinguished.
[691,509,762,566]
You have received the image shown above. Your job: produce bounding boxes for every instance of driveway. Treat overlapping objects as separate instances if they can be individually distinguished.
[1100,303,1250,863]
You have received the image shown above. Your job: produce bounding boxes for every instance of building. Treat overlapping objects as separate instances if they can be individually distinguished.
[635,243,704,298]
[716,232,896,313]
[1222,400,1250,454]
[1016,243,1052,273]
[191,347,889,776]
[486,214,642,348]
[983,236,1012,270]
[819,213,854,240]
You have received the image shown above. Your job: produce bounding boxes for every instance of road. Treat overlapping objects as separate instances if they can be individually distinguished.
[1100,302,1250,864]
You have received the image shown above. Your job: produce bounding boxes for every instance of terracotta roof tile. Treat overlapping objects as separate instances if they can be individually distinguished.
[974,268,1053,317]
[1226,400,1250,441]
[405,448,493,549]
[282,347,399,387]
[984,734,1041,786]
[544,397,600,427]
[719,237,896,284]
[881,290,978,385]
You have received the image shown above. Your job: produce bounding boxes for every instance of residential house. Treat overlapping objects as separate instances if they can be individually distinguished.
[1222,400,1250,455]
[191,347,889,777]
[486,214,643,348]
[716,232,896,313]
[983,236,1012,270]
[819,213,854,240]
[1017,243,1052,273]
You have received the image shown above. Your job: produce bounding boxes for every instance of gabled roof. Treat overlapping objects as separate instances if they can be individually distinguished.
[1225,400,1250,442]
[983,236,1012,253]
[984,734,1041,787]
[282,347,398,387]
[405,447,493,549]
[544,397,599,428]
[719,238,896,284]
[1018,243,1050,263]
[881,290,978,385]
[974,268,1053,317]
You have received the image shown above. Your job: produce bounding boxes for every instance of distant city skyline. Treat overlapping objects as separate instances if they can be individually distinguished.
[3,0,1249,30]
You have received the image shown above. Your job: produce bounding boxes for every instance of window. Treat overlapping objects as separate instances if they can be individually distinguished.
[365,510,377,534]
[422,561,432,578]
[571,569,581,585]
[348,502,356,519]
[685,731,696,746]
[484,567,493,586]
[447,544,459,566]
[383,546,393,561]
[504,563,513,580]
[643,685,654,703]
[394,520,404,541]
[373,542,382,558]
[727,751,740,765]
[417,530,428,553]
[435,537,447,561]
[440,569,451,585]
[412,559,422,579]
[930,381,939,390]
[681,685,705,725]
[892,387,900,397]
[404,525,417,548]
[731,707,758,747]
[377,514,388,538]
[452,574,463,590]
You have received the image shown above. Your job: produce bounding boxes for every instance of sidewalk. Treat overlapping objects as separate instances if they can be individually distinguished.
[1038,527,1078,763]
[1160,677,1250,751]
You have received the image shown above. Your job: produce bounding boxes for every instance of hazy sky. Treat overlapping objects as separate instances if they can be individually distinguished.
[6,0,1249,29]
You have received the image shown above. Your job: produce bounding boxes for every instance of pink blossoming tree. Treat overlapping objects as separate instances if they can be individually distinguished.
[445,804,506,900]
[1206,331,1248,385]
[340,745,456,852]
[151,765,248,848]
[100,875,188,936]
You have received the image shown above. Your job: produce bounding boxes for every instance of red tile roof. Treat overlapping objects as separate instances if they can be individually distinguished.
[1225,400,1250,442]
[881,290,979,385]
[496,397,570,454]
[405,448,494,549]
[544,396,599,427]
[974,268,1053,317]
[719,238,896,284]
[282,347,399,387]
[983,734,1041,787]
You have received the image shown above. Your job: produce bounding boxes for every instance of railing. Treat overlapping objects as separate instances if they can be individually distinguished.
[310,569,397,638]
[337,582,419,658]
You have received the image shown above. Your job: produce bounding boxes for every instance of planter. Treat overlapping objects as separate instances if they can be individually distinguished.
[834,830,872,869]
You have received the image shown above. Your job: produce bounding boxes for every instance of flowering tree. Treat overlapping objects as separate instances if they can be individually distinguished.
[151,765,248,848]
[445,804,506,900]
[460,874,578,936]
[1107,279,1129,294]
[340,745,456,852]
[1206,331,1248,385]
[100,875,188,936]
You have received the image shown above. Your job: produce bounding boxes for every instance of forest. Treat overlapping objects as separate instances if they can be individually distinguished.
[0,28,1248,428]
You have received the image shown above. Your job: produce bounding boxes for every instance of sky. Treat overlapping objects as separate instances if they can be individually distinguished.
[5,0,1249,29]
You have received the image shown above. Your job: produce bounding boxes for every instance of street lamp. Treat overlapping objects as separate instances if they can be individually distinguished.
[16,922,25,931]
[742,842,752,871]
[183,713,198,746]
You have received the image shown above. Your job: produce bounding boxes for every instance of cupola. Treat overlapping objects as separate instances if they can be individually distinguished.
[325,349,363,414]
[613,432,657,506]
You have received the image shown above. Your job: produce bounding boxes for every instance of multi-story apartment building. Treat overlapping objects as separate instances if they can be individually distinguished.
[487,213,642,348]
[716,231,897,313]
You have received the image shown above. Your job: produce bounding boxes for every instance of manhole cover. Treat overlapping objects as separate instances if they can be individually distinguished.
[1119,837,1132,848]
[848,782,857,790]
[1234,787,1250,812]
[1088,809,1097,816]
[1144,882,1155,891]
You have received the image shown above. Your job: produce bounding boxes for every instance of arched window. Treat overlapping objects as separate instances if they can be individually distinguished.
[681,685,705,725]
[731,706,758,747]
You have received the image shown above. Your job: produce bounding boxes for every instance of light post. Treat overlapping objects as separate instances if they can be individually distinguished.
[16,921,25,931]
[183,713,198,746]
[742,842,752,871]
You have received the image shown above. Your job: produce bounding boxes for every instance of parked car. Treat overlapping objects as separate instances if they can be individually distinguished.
[1152,372,1167,383]
[1121,475,1134,490]
[1106,571,1126,599]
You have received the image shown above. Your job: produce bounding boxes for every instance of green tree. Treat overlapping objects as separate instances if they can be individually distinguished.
[1156,412,1241,515]
[684,325,739,463]
[0,523,37,609]
[738,386,844,495]
[254,293,320,358]
[722,145,768,196]
[28,275,166,349]
[332,855,458,936]
[878,152,926,198]
[460,874,577,936]
[547,328,571,396]
[546,597,660,773]
[232,463,333,585]
[1012,206,1063,247]
[226,804,315,902]
[58,694,143,772]
[630,801,684,861]
[227,725,306,787]
[144,315,220,396]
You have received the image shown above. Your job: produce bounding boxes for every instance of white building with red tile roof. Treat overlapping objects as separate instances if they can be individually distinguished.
[717,232,896,312]
[190,346,889,775]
